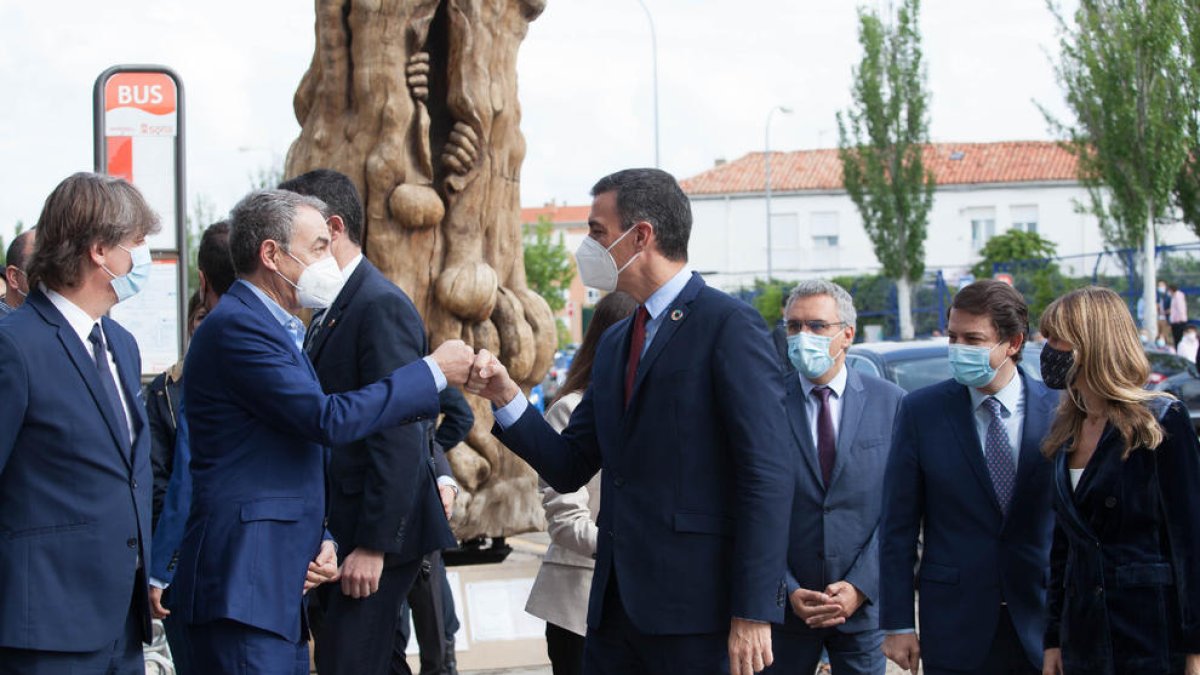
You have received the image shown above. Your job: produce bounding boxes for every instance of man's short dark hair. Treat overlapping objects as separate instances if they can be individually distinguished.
[228,189,328,277]
[5,230,35,272]
[278,169,364,246]
[951,279,1029,362]
[197,221,235,296]
[27,172,161,290]
[590,168,691,262]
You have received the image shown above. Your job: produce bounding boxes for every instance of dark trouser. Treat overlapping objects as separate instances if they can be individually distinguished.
[189,618,309,675]
[1172,322,1189,347]
[162,587,195,675]
[315,557,423,675]
[764,625,883,675]
[546,622,586,675]
[0,596,144,675]
[394,551,457,675]
[583,575,729,675]
[925,606,1038,675]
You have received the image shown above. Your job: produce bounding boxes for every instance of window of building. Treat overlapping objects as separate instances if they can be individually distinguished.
[585,288,602,305]
[1011,205,1038,234]
[770,212,800,252]
[966,207,996,252]
[810,212,839,249]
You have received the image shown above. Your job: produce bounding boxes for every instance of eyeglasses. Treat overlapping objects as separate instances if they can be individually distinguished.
[786,320,847,334]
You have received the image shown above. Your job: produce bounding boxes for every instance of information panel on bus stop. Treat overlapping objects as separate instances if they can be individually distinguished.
[94,66,187,376]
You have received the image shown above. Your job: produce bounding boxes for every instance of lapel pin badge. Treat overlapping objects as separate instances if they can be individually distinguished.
[670,309,684,321]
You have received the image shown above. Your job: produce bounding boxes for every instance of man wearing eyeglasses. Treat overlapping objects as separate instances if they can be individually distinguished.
[764,280,904,675]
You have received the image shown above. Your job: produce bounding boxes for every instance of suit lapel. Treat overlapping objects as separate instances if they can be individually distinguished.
[947,383,1003,516]
[29,292,132,470]
[306,260,369,363]
[104,317,146,463]
[827,368,865,490]
[230,282,315,376]
[626,273,704,412]
[784,375,824,489]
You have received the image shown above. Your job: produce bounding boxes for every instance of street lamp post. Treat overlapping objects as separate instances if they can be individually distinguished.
[764,105,792,281]
[635,0,660,168]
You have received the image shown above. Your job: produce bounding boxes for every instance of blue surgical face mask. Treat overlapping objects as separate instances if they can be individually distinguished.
[947,342,1008,388]
[787,331,843,380]
[103,243,152,303]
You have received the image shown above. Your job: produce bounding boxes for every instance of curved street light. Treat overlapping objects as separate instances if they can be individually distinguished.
[635,0,660,168]
[765,105,793,281]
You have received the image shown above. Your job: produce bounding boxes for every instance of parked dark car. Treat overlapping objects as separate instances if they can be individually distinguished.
[847,339,1200,432]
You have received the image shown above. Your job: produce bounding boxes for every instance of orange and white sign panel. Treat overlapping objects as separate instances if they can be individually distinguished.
[104,72,177,137]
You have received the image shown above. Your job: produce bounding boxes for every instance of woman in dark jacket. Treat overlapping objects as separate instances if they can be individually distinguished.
[1039,287,1200,675]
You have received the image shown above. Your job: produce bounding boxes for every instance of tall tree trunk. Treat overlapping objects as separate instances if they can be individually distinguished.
[896,275,915,340]
[286,0,554,540]
[1143,208,1158,338]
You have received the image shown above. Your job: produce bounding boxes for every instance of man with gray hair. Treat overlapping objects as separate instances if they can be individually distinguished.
[171,189,475,674]
[764,279,904,675]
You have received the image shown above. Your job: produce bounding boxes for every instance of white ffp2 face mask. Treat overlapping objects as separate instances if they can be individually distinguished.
[277,252,344,309]
[574,227,640,292]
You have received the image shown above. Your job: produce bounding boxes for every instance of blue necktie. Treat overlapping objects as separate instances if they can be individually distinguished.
[88,324,131,449]
[983,397,1016,514]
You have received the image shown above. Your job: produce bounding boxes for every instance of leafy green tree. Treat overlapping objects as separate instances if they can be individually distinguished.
[750,278,792,327]
[186,195,220,294]
[1045,0,1193,337]
[522,216,575,313]
[837,0,935,340]
[1175,3,1200,234]
[970,230,1059,279]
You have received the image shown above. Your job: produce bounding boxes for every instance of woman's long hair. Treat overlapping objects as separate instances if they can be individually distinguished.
[553,291,639,405]
[1039,286,1171,458]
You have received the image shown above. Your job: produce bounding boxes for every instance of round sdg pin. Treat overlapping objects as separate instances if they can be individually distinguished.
[670,309,684,321]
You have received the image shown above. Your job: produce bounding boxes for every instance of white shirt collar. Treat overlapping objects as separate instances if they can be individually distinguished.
[341,253,364,281]
[800,363,849,399]
[969,367,1023,415]
[43,285,100,346]
[643,267,692,319]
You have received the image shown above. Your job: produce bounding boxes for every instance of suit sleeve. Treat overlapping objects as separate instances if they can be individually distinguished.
[714,303,794,622]
[495,383,602,495]
[0,330,28,473]
[1156,401,1200,650]
[145,374,175,528]
[150,409,193,586]
[220,313,439,447]
[435,387,475,450]
[879,395,923,631]
[1043,516,1067,649]
[351,294,431,550]
[843,390,904,605]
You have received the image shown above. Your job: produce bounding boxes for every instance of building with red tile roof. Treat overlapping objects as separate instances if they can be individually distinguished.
[521,202,590,345]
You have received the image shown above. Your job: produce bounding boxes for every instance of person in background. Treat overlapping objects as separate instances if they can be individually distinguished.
[1168,283,1188,346]
[1175,324,1198,364]
[147,220,236,675]
[1157,281,1174,347]
[0,172,160,672]
[1038,287,1200,675]
[1,229,35,315]
[524,291,638,675]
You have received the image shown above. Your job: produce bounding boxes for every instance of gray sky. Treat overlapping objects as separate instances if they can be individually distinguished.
[0,0,1076,245]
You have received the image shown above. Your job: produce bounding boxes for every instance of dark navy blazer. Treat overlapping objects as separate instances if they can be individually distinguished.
[781,367,905,633]
[306,258,456,563]
[172,281,441,642]
[1046,398,1200,674]
[880,373,1058,671]
[0,291,152,650]
[495,273,794,635]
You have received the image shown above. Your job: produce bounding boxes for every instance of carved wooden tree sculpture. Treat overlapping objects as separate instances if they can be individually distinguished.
[286,0,555,539]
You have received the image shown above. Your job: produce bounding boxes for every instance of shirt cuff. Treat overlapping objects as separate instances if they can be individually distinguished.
[883,628,917,635]
[493,393,529,429]
[423,355,447,392]
[437,475,460,492]
[149,577,169,590]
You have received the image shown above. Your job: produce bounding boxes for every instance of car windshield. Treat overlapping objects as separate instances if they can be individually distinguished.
[889,356,952,392]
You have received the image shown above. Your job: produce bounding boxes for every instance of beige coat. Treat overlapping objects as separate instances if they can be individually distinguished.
[523,391,601,636]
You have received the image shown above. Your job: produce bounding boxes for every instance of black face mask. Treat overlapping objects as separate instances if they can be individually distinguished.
[1040,344,1074,390]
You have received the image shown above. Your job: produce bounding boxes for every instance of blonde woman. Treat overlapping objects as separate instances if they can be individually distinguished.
[1039,287,1200,675]
[525,291,637,675]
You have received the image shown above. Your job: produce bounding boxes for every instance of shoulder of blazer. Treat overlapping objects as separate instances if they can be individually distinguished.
[855,369,906,403]
[904,377,963,410]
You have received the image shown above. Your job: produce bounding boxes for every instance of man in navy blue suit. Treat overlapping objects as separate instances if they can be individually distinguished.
[173,189,475,674]
[880,280,1057,675]
[0,172,161,673]
[279,169,458,675]
[765,280,904,675]
[467,168,793,675]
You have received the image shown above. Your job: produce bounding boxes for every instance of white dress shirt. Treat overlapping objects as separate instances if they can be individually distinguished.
[967,369,1025,465]
[798,364,848,450]
[45,287,135,445]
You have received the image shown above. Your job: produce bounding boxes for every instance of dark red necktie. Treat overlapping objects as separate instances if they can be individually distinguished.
[625,306,650,407]
[813,386,836,486]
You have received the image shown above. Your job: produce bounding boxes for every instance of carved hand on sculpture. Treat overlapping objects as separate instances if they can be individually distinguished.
[406,52,430,102]
[442,121,479,176]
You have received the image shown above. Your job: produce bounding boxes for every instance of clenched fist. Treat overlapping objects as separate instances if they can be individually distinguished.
[465,349,521,406]
[431,339,474,387]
